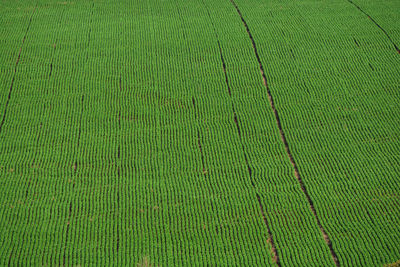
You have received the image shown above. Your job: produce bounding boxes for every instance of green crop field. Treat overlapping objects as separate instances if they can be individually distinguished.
[1,0,400,266]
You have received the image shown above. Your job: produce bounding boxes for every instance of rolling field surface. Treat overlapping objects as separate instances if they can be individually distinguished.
[0,0,399,266]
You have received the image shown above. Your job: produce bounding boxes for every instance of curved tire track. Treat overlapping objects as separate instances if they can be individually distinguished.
[228,0,340,265]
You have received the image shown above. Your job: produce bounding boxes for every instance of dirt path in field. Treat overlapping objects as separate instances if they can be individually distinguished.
[0,5,37,135]
[346,0,400,54]
[201,0,281,265]
[228,0,340,266]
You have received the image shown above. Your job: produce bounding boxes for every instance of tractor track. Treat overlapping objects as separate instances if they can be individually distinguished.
[346,0,400,54]
[3,7,37,264]
[201,0,280,265]
[0,5,37,135]
[228,0,340,265]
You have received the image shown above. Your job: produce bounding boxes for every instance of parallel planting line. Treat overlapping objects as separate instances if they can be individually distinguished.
[26,122,42,198]
[7,246,14,267]
[191,98,207,175]
[173,0,187,40]
[0,5,37,134]
[73,95,85,172]
[228,0,340,266]
[63,3,94,264]
[63,94,84,266]
[115,2,124,256]
[26,8,66,204]
[201,1,280,265]
[116,76,122,255]
[49,9,66,78]
[173,0,208,175]
[174,1,220,238]
[4,9,38,262]
[346,0,400,54]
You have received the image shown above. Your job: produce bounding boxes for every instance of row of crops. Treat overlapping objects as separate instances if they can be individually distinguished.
[0,0,399,266]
